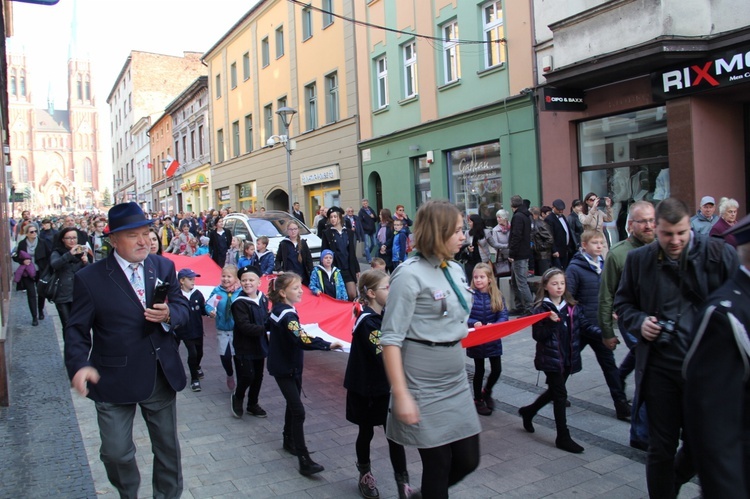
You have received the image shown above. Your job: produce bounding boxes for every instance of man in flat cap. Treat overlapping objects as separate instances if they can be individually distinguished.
[64,202,190,499]
[689,195,718,235]
[683,213,749,498]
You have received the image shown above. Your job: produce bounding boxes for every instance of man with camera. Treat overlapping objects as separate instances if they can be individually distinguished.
[614,197,738,498]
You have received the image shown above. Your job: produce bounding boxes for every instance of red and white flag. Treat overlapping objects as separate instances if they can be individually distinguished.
[164,156,179,177]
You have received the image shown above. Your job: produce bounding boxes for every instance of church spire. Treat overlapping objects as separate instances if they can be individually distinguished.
[68,0,79,60]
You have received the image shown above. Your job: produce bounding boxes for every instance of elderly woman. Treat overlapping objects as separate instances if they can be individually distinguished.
[579,192,613,257]
[488,209,511,277]
[709,197,740,247]
[13,224,51,325]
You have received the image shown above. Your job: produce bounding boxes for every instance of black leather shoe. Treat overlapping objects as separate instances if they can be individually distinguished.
[298,453,324,476]
[630,439,648,451]
[38,310,44,320]
[32,318,39,326]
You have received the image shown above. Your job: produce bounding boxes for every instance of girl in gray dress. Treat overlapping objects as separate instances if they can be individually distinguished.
[381,200,481,499]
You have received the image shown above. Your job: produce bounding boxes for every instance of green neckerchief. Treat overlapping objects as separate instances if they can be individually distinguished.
[417,252,470,314]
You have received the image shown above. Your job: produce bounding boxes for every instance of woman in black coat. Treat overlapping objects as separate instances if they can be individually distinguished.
[320,207,359,300]
[50,227,89,329]
[208,217,233,268]
[13,224,51,326]
[274,220,314,285]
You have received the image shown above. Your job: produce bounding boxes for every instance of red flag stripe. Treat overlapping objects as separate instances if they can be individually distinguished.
[461,312,550,348]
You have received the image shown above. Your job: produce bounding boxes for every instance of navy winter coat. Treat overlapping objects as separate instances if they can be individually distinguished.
[565,252,602,327]
[532,300,600,373]
[177,288,207,341]
[466,292,509,358]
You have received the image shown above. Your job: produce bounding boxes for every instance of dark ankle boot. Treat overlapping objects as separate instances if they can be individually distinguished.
[395,471,421,499]
[38,309,44,320]
[356,461,379,498]
[518,405,535,433]
[283,433,300,456]
[298,451,324,476]
[482,388,494,410]
[556,428,584,453]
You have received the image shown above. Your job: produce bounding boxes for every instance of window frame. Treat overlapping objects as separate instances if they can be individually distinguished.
[302,7,313,41]
[275,26,285,59]
[442,20,460,84]
[245,114,253,153]
[325,72,339,124]
[375,55,388,109]
[402,41,418,99]
[242,52,251,80]
[261,37,270,67]
[305,82,318,131]
[230,62,238,89]
[264,104,274,141]
[322,0,334,27]
[232,120,240,158]
[482,0,504,69]
[217,128,225,163]
[215,74,222,99]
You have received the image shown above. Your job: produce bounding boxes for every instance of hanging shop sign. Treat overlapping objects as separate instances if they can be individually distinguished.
[652,44,750,100]
[540,87,586,111]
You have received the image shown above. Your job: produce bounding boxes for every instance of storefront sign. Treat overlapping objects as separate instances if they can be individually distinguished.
[652,45,750,99]
[541,87,586,111]
[218,188,231,201]
[300,165,340,186]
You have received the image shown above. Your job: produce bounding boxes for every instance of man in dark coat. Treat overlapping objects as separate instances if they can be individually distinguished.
[683,214,750,498]
[357,199,378,263]
[614,197,738,498]
[508,195,533,315]
[291,201,306,225]
[64,202,190,498]
[545,199,575,269]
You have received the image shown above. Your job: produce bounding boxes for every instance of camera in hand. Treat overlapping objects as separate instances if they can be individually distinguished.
[654,319,677,347]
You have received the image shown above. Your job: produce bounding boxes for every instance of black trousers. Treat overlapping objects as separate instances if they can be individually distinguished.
[234,356,264,408]
[56,301,72,330]
[472,356,501,400]
[21,277,45,319]
[182,338,204,382]
[580,334,627,404]
[527,371,570,432]
[643,364,695,499]
[418,434,480,499]
[274,375,307,452]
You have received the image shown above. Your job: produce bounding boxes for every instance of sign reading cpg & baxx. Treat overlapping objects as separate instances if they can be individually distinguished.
[652,45,750,100]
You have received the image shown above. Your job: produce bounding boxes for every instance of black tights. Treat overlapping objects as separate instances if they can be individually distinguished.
[472,356,501,400]
[355,423,407,473]
[22,277,45,320]
[418,434,480,499]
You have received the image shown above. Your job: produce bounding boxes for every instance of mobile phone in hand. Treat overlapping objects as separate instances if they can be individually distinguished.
[152,282,170,305]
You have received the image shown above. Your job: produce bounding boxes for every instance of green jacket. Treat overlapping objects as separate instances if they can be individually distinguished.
[598,235,646,339]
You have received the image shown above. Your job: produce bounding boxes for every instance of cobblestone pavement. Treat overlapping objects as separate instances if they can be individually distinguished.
[2,279,703,498]
[0,290,96,498]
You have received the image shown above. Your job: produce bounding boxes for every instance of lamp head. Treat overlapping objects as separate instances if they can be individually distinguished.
[276,106,297,129]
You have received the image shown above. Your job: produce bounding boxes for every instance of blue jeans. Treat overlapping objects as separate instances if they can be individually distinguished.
[511,258,532,313]
[363,232,377,262]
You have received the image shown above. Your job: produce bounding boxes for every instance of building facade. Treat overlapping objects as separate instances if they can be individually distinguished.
[163,75,212,215]
[203,0,360,219]
[534,0,749,243]
[353,0,538,222]
[7,49,102,213]
[107,50,206,206]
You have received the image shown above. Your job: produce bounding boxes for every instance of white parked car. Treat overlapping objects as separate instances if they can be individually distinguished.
[223,211,322,262]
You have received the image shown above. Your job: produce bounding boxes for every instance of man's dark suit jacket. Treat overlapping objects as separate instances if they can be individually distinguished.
[545,212,575,268]
[64,252,190,404]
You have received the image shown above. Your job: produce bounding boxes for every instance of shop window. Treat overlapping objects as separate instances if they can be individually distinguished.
[448,142,502,227]
[239,181,257,213]
[578,106,669,243]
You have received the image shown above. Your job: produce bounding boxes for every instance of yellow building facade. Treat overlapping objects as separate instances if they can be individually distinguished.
[204,0,360,220]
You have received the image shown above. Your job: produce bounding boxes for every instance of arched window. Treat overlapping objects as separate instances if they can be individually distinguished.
[77,74,83,101]
[10,70,16,95]
[84,76,91,101]
[84,158,93,182]
[20,72,26,96]
[19,157,28,183]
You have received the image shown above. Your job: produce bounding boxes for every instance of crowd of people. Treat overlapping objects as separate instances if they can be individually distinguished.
[10,190,750,498]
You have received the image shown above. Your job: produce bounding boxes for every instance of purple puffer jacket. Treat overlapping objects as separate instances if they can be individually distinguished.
[13,250,36,283]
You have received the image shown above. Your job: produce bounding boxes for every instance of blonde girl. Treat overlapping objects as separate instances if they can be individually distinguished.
[466,263,509,416]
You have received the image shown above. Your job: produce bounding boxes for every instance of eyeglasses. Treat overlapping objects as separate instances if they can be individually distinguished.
[633,218,656,226]
[287,227,299,231]
[63,236,78,241]
[27,230,37,233]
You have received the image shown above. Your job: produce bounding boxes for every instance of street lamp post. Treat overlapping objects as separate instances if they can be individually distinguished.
[275,106,297,213]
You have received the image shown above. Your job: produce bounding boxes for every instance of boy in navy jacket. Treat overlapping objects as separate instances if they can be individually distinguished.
[177,268,208,392]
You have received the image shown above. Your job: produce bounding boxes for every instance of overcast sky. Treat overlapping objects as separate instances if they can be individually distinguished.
[9,0,259,177]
